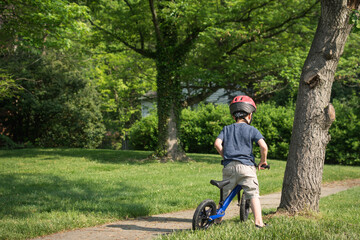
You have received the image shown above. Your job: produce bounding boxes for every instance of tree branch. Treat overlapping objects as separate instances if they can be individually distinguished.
[89,19,156,59]
[222,0,276,24]
[183,86,220,106]
[123,0,145,50]
[226,0,320,55]
[175,27,204,58]
[265,0,319,34]
[148,0,163,44]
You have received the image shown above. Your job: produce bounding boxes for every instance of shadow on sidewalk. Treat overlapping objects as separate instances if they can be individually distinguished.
[106,224,185,233]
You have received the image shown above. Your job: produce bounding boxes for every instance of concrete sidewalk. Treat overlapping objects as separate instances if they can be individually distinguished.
[33,179,360,240]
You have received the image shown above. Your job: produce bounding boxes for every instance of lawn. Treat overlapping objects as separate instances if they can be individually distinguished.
[1,148,359,239]
[159,186,360,240]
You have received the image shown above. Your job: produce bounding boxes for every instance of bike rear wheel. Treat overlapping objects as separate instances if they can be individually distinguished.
[240,191,251,221]
[192,199,217,230]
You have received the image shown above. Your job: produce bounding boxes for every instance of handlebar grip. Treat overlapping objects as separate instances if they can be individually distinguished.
[255,163,270,169]
[261,164,270,169]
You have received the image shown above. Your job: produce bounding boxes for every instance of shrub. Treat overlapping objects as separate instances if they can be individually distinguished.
[0,51,105,149]
[180,104,233,153]
[0,135,23,149]
[326,96,360,165]
[252,102,294,160]
[181,102,294,159]
[129,102,294,159]
[128,100,360,165]
[33,87,106,149]
[129,113,158,151]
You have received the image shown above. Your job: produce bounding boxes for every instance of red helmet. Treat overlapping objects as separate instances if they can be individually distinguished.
[230,95,256,115]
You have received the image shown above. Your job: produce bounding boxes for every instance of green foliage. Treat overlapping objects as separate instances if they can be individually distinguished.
[1,0,358,165]
[35,86,106,148]
[91,50,156,148]
[0,0,89,53]
[349,10,360,33]
[327,95,360,165]
[335,31,360,90]
[0,135,23,149]
[181,104,232,153]
[252,103,295,160]
[182,0,319,103]
[129,104,232,153]
[0,69,23,100]
[0,50,105,148]
[129,100,360,165]
[86,0,320,158]
[129,102,294,160]
[129,113,158,151]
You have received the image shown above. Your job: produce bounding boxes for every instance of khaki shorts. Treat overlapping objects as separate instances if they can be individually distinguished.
[222,161,259,200]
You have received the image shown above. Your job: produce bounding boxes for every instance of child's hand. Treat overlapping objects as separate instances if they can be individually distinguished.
[258,162,270,170]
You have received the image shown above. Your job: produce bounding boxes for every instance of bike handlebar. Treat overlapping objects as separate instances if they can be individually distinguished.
[256,163,270,169]
[260,164,270,169]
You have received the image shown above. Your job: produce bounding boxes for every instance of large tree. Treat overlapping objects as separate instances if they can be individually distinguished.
[279,0,360,213]
[87,0,318,160]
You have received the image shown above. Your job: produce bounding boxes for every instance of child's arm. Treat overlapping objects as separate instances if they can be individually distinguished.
[257,138,268,170]
[214,138,224,158]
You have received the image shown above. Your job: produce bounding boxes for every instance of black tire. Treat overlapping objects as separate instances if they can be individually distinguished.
[192,199,217,230]
[240,191,251,222]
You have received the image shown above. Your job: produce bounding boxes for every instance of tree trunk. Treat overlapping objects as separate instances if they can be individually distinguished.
[150,0,189,161]
[278,0,358,213]
[154,51,187,161]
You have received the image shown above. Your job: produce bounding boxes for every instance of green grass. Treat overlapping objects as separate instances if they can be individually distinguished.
[0,148,359,239]
[159,186,360,240]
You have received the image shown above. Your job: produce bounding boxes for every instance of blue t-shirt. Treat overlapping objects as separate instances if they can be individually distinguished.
[217,123,264,166]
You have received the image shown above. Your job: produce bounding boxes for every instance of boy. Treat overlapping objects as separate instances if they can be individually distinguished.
[214,95,268,228]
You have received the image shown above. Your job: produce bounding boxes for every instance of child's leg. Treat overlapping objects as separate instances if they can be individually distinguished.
[250,197,264,227]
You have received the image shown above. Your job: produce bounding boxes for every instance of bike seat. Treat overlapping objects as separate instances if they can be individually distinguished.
[210,179,230,189]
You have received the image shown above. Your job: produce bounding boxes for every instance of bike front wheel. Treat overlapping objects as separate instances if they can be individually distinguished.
[240,191,251,221]
[192,199,217,230]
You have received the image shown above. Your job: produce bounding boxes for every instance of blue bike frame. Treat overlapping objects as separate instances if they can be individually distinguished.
[209,185,243,221]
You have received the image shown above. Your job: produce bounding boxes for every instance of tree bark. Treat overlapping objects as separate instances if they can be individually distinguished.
[278,0,358,213]
[155,51,187,161]
[146,0,188,161]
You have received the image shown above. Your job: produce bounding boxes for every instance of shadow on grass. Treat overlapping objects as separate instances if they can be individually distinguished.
[0,148,222,224]
[0,148,222,165]
[0,148,151,164]
[0,172,150,220]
